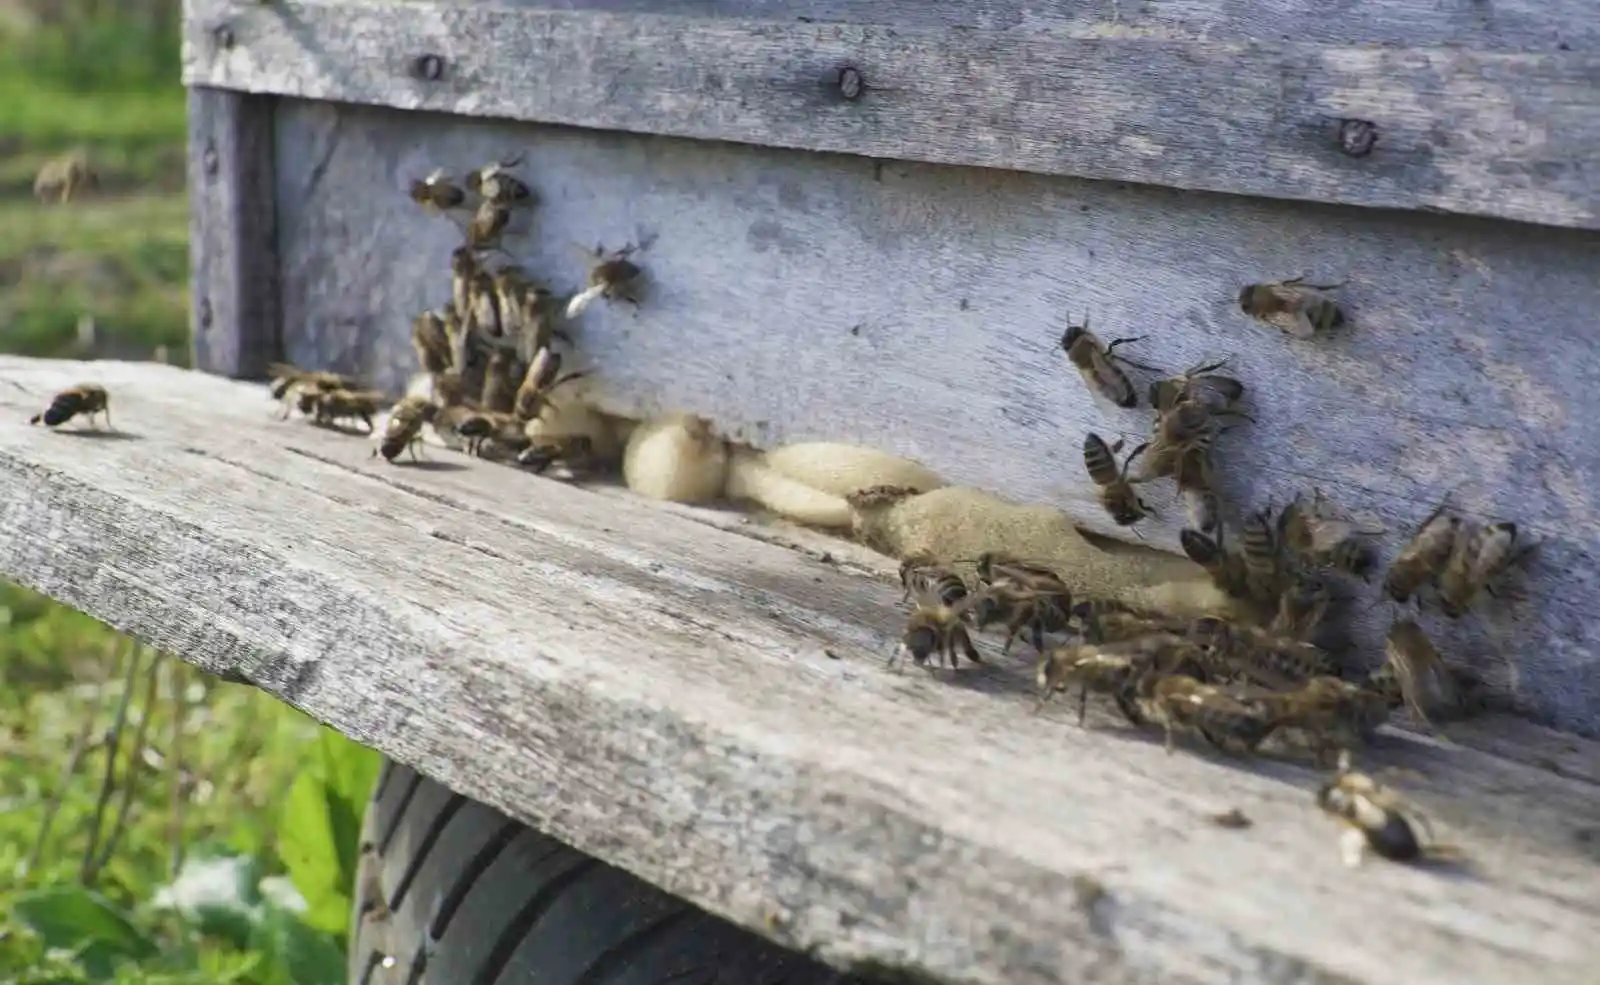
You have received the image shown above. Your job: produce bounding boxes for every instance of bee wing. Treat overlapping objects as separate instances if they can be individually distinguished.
[1265,308,1317,340]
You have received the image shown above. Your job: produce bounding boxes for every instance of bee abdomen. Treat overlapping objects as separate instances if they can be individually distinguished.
[37,393,86,426]
[1364,812,1422,861]
[1308,299,1346,333]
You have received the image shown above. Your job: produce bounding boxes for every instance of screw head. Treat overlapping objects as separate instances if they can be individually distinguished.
[412,54,445,81]
[213,24,235,50]
[1337,118,1378,158]
[837,66,863,101]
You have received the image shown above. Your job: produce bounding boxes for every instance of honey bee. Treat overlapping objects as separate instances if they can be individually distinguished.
[1058,315,1155,409]
[266,363,361,419]
[512,346,589,423]
[1369,620,1461,726]
[973,553,1066,594]
[311,388,386,432]
[895,587,983,672]
[1182,485,1221,536]
[1269,571,1333,641]
[1238,276,1347,340]
[1136,674,1280,756]
[480,349,524,414]
[566,243,643,318]
[1382,497,1461,605]
[28,383,110,429]
[1179,528,1252,600]
[468,270,503,339]
[517,434,595,476]
[372,396,438,463]
[1317,751,1447,867]
[1148,357,1245,414]
[973,582,1072,655]
[466,200,511,250]
[515,285,573,361]
[1278,489,1378,580]
[1186,616,1335,688]
[1136,401,1246,485]
[466,155,532,205]
[1258,677,1389,767]
[455,410,527,458]
[409,167,467,213]
[1082,433,1155,528]
[1074,607,1187,647]
[1037,635,1193,726]
[1239,506,1286,600]
[1067,597,1137,635]
[1437,520,1535,618]
[33,151,97,205]
[412,308,454,375]
[450,248,479,324]
[898,557,969,608]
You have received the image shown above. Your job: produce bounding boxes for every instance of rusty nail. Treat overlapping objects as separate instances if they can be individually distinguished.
[1337,118,1378,158]
[199,298,213,330]
[837,66,863,101]
[202,143,219,177]
[413,54,445,81]
[213,24,234,50]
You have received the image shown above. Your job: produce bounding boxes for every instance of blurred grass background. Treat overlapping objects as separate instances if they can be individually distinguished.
[2,2,379,981]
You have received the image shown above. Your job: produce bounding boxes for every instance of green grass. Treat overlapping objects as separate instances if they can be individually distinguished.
[1,4,382,981]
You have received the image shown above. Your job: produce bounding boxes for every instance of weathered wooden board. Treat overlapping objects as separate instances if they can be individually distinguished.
[181,0,1600,229]
[187,87,281,378]
[1,357,1598,985]
[269,100,1600,735]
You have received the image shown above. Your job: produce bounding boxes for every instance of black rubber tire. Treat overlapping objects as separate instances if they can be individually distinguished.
[349,758,859,985]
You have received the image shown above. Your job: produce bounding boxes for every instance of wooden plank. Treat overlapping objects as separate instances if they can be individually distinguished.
[181,0,1600,230]
[271,102,1600,736]
[187,87,281,378]
[435,0,1600,51]
[1,356,1597,985]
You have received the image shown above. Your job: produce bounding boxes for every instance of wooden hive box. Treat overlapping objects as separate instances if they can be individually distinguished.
[3,1,1598,983]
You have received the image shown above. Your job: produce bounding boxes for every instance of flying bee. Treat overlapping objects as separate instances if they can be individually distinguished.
[1082,433,1156,528]
[1136,674,1280,757]
[1437,520,1536,618]
[1238,276,1347,340]
[33,150,97,205]
[898,557,969,608]
[1270,571,1333,641]
[1058,315,1156,409]
[1382,497,1461,605]
[1370,620,1461,726]
[465,155,532,205]
[412,308,454,375]
[1316,752,1454,867]
[372,396,438,463]
[465,199,512,250]
[517,434,595,476]
[480,349,523,414]
[1258,676,1389,767]
[895,587,983,672]
[1037,635,1196,726]
[1278,489,1379,580]
[409,167,467,213]
[28,383,110,429]
[511,346,590,423]
[1179,528,1252,600]
[311,388,386,432]
[1148,357,1245,414]
[566,243,643,318]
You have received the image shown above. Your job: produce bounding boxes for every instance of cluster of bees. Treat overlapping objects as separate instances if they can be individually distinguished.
[264,155,646,474]
[892,278,1536,866]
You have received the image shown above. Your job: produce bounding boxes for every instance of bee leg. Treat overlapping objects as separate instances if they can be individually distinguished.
[101,406,113,430]
[1076,685,1090,727]
[1338,825,1369,868]
[1031,619,1047,655]
[957,626,982,665]
[1000,615,1025,655]
[361,413,374,434]
[1163,721,1178,754]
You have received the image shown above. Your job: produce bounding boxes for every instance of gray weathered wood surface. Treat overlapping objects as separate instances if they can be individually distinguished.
[269,100,1600,735]
[186,87,281,378]
[181,0,1600,229]
[2,356,1598,985]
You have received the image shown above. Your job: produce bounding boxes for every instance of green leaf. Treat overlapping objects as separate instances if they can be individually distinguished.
[275,726,379,938]
[247,905,344,985]
[150,851,264,950]
[11,886,157,981]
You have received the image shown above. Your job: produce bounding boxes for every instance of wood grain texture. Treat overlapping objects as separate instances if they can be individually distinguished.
[181,0,1600,230]
[1,356,1598,985]
[187,87,282,378]
[269,102,1600,735]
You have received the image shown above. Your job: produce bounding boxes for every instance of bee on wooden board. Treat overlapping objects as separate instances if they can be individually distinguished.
[1147,357,1246,415]
[1369,619,1466,727]
[1058,315,1158,409]
[1317,751,1458,868]
[267,363,361,418]
[310,388,386,433]
[29,383,110,429]
[466,155,533,206]
[973,553,1067,594]
[1239,506,1287,600]
[1238,276,1347,340]
[1256,676,1389,767]
[974,581,1072,655]
[1278,488,1380,581]
[33,150,98,205]
[566,242,644,318]
[371,396,439,464]
[512,346,590,424]
[409,167,467,213]
[1186,615,1336,689]
[455,409,529,459]
[1037,640,1161,726]
[1136,401,1248,485]
[517,434,596,476]
[1082,432,1156,529]
[1437,519,1537,618]
[898,557,970,608]
[1135,673,1281,757]
[1382,496,1462,605]
[894,586,983,673]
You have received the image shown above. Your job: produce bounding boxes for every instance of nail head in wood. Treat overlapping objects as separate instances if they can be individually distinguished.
[836,66,864,101]
[412,54,445,82]
[213,23,235,50]
[1337,118,1379,158]
[199,298,214,330]
[202,142,219,177]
